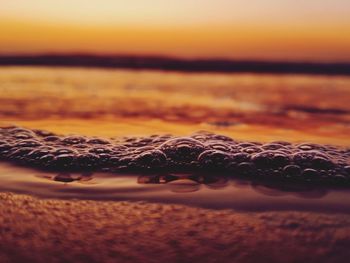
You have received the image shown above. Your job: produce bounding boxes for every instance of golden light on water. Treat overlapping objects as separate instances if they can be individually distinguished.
[1,67,349,145]
[1,3,350,262]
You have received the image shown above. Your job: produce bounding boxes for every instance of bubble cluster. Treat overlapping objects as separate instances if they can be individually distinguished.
[1,126,349,185]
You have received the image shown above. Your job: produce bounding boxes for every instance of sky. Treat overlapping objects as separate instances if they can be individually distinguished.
[1,0,350,61]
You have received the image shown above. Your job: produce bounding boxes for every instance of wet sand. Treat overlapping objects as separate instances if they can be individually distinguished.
[1,192,350,263]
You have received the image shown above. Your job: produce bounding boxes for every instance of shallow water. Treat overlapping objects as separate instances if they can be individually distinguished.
[1,66,349,145]
[1,66,350,213]
[1,162,350,213]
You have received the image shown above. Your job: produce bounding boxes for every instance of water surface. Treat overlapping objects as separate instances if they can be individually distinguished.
[1,162,350,214]
[1,66,350,213]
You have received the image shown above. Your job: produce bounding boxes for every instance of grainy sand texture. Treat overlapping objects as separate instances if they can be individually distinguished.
[0,193,350,263]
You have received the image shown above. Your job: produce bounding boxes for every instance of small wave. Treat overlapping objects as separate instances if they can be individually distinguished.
[1,126,349,186]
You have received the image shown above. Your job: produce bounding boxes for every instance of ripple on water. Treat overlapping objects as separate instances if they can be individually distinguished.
[1,162,350,214]
[1,126,350,213]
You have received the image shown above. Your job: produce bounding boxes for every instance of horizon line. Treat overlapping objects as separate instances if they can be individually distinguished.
[1,53,350,76]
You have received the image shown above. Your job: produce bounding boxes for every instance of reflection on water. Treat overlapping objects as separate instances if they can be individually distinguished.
[138,174,328,198]
[52,172,94,183]
[1,67,350,214]
[139,174,230,193]
[1,67,350,145]
[1,162,349,213]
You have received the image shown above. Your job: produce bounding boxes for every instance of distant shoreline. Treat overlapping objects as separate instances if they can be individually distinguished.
[1,54,350,75]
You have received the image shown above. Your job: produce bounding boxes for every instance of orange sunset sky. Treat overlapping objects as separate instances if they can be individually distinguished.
[1,0,350,62]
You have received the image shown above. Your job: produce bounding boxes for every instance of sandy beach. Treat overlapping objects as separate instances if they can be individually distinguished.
[0,192,349,263]
[1,1,350,261]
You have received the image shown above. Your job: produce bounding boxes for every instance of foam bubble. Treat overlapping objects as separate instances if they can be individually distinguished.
[0,126,349,185]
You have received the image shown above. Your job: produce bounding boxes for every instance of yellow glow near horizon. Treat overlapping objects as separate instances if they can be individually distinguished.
[1,0,350,61]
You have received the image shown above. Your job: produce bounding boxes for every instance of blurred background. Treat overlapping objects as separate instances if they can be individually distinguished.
[0,0,349,145]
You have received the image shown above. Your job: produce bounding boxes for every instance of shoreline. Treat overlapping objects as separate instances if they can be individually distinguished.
[1,54,350,76]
